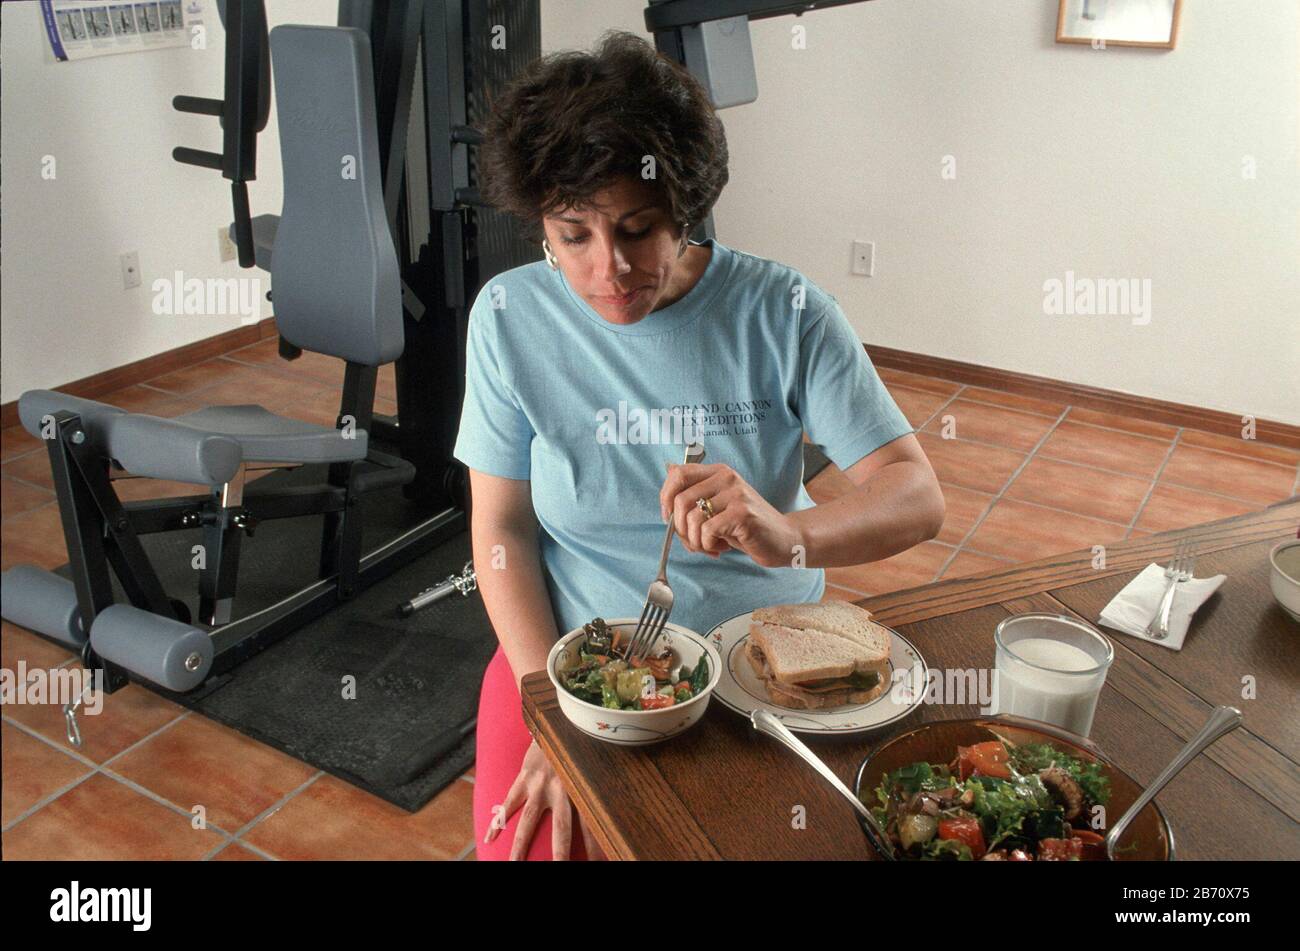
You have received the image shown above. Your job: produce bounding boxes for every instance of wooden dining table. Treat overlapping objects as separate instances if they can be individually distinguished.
[521,497,1300,860]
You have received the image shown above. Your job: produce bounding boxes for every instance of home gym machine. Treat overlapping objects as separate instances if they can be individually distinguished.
[0,1,540,737]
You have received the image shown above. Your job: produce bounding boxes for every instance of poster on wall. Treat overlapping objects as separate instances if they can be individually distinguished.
[40,0,206,62]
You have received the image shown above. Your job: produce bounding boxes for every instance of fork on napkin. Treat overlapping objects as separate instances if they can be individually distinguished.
[1098,561,1226,651]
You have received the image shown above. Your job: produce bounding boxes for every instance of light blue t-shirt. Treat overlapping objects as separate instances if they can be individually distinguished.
[452,238,912,640]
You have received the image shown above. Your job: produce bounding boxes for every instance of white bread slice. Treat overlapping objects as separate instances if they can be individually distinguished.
[745,639,885,693]
[748,631,889,691]
[752,601,889,658]
[747,622,876,684]
[746,612,891,710]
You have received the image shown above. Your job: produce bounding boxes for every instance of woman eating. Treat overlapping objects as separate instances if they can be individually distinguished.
[454,31,945,861]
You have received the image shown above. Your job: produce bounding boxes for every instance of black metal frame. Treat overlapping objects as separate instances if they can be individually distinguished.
[645,0,869,34]
[345,0,529,510]
[173,0,270,268]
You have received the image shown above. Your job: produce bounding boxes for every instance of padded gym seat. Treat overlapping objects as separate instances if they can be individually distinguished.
[172,400,366,459]
[16,392,368,488]
[173,404,367,465]
[170,400,366,465]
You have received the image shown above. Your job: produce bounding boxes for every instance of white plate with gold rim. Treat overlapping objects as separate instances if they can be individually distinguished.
[703,609,928,735]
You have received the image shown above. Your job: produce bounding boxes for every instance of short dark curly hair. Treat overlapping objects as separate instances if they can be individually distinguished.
[476,30,729,244]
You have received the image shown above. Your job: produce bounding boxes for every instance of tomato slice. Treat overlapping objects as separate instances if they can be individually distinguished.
[1070,827,1107,861]
[638,694,673,710]
[957,741,1012,780]
[1038,837,1084,861]
[938,816,987,860]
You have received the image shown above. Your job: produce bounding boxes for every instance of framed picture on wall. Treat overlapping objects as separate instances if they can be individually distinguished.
[1056,0,1182,50]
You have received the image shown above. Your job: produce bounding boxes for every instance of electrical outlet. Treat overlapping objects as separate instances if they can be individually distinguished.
[218,226,236,263]
[851,240,874,277]
[120,251,141,289]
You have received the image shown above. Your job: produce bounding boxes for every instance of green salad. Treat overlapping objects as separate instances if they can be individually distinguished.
[557,618,709,711]
[868,737,1112,861]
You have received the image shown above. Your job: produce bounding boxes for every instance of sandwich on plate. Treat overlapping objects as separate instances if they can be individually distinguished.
[745,601,891,709]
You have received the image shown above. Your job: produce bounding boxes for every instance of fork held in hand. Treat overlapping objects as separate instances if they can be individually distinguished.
[623,441,705,663]
[1146,538,1196,640]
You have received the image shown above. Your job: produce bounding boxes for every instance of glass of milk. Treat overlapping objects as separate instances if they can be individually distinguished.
[991,613,1114,738]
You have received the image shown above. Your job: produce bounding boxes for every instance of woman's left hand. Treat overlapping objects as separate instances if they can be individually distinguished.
[659,463,803,569]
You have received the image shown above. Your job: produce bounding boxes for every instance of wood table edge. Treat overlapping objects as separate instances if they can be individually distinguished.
[862,498,1299,625]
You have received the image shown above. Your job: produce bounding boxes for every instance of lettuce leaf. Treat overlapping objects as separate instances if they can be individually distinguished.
[967,773,1052,851]
[1008,742,1111,807]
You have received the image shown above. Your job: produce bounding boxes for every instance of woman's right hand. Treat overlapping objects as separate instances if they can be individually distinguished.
[486,739,603,860]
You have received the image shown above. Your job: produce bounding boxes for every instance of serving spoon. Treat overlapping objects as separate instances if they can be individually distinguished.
[1104,704,1242,860]
[750,709,897,859]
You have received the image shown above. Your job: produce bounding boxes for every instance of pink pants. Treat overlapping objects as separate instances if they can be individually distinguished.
[472,646,593,861]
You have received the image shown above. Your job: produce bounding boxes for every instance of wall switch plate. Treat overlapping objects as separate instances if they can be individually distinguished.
[120,251,141,289]
[852,240,874,277]
[218,226,237,262]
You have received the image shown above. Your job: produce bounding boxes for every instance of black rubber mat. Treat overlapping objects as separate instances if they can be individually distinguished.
[166,531,495,813]
[49,440,830,812]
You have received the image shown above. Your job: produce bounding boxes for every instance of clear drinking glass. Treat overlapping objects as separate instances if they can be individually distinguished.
[992,613,1114,738]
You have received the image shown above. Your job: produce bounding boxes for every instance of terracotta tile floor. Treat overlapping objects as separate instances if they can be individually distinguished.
[2,339,1297,859]
[818,370,1299,599]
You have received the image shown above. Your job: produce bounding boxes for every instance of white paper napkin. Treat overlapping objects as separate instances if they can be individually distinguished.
[1097,563,1226,651]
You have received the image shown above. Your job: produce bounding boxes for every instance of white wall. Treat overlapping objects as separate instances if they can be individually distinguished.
[5,0,1297,424]
[0,0,333,405]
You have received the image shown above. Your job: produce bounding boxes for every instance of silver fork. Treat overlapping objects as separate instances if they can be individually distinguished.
[622,441,705,662]
[1146,538,1196,640]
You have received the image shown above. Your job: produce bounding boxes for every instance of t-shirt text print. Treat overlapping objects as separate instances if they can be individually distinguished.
[594,397,775,445]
